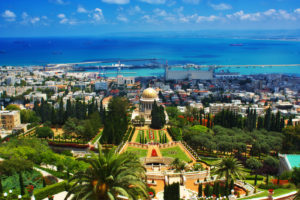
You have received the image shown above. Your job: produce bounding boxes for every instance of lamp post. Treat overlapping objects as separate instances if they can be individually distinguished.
[18,195,22,199]
[3,192,8,197]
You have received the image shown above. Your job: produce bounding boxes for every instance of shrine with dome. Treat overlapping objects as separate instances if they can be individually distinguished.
[131,87,168,125]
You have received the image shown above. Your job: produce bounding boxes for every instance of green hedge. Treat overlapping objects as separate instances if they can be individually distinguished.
[245,175,264,180]
[34,165,68,180]
[128,127,135,141]
[34,181,69,200]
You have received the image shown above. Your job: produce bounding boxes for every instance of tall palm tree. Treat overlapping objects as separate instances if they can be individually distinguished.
[65,145,148,200]
[213,157,244,187]
[294,190,300,200]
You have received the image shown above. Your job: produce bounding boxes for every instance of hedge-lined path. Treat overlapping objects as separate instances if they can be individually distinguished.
[161,128,173,143]
[177,143,197,164]
[42,191,73,200]
[34,167,64,182]
[131,127,141,143]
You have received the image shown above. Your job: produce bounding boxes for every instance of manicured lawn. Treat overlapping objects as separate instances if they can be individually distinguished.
[242,188,296,199]
[135,130,145,143]
[135,130,160,143]
[160,146,191,163]
[199,156,220,165]
[126,147,148,158]
[158,130,168,143]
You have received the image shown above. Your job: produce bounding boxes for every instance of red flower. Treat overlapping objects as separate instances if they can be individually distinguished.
[149,192,153,195]
[26,185,34,193]
[151,149,158,157]
[269,189,274,193]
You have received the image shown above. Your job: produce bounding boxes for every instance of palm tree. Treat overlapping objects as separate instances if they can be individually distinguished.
[294,190,300,200]
[65,145,148,200]
[171,158,186,172]
[294,189,300,200]
[213,157,244,188]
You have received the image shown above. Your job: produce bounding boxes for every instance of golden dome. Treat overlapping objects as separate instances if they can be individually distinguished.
[141,88,158,99]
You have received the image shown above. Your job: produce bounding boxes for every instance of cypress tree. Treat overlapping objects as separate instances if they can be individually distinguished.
[19,172,24,195]
[264,107,271,131]
[257,116,264,129]
[204,184,210,197]
[58,99,64,124]
[288,116,293,126]
[198,183,203,197]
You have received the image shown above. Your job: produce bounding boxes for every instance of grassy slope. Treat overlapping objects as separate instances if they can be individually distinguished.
[160,146,191,162]
[126,146,148,158]
[242,188,296,199]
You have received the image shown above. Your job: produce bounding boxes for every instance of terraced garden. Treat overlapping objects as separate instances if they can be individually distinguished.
[135,129,169,143]
[126,146,148,158]
[160,146,192,163]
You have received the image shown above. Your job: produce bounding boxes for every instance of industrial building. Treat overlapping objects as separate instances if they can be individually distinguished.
[165,66,213,81]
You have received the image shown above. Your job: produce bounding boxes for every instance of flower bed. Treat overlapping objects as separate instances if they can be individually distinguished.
[48,141,89,148]
[149,130,155,140]
[151,149,158,157]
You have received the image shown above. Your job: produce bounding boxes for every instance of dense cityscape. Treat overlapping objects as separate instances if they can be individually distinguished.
[1,0,300,199]
[0,63,299,200]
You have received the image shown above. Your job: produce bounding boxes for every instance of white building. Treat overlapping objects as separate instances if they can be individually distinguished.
[95,81,108,91]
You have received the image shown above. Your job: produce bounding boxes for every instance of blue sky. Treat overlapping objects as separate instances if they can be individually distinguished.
[1,0,300,36]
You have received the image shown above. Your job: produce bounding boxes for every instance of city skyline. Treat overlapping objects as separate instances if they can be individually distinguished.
[1,0,300,37]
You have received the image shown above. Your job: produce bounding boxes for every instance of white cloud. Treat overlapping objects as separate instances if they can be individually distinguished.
[128,6,143,15]
[77,5,88,13]
[196,15,219,22]
[175,6,184,14]
[227,10,261,21]
[102,0,129,4]
[20,12,48,25]
[141,15,157,23]
[140,0,166,4]
[49,0,68,5]
[182,0,200,5]
[59,18,68,24]
[57,13,77,24]
[93,8,104,21]
[2,10,16,21]
[117,15,128,22]
[153,8,167,16]
[295,8,300,14]
[264,9,276,16]
[278,9,296,20]
[30,17,40,24]
[210,3,232,11]
[57,13,66,19]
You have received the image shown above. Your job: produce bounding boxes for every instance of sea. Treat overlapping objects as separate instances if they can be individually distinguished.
[0,36,300,77]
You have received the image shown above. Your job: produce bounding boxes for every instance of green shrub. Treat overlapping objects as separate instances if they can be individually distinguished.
[34,181,68,200]
[258,183,280,190]
[36,126,54,138]
[245,175,264,180]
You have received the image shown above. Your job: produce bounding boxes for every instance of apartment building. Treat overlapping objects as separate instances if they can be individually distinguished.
[0,110,21,130]
[209,103,239,115]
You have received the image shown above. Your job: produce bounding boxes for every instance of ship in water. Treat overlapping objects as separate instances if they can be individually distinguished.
[229,43,244,46]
